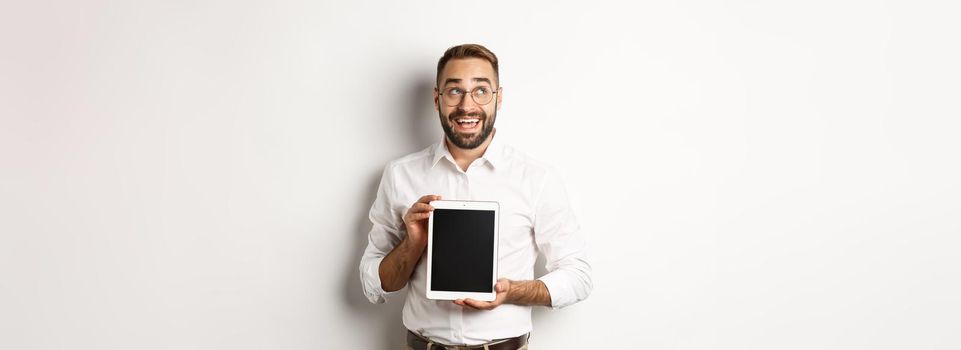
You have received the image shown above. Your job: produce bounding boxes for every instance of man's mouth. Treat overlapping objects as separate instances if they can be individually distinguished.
[452,117,482,132]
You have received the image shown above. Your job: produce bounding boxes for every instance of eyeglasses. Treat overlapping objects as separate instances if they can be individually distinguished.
[438,86,499,106]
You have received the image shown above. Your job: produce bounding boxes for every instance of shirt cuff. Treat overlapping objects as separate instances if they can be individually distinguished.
[363,255,403,304]
[537,271,574,309]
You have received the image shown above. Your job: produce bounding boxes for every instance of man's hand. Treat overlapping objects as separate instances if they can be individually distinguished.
[403,195,441,248]
[454,279,553,310]
[454,278,511,310]
[379,194,441,292]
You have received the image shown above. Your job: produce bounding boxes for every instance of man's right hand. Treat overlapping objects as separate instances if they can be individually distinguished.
[380,194,442,292]
[403,194,441,248]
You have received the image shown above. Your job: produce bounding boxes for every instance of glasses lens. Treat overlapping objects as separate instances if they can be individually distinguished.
[471,87,493,105]
[444,88,464,106]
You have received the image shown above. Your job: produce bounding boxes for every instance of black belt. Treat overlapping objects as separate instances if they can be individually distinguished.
[406,330,529,350]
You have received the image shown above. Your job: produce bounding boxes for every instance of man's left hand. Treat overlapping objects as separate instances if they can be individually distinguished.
[454,278,510,310]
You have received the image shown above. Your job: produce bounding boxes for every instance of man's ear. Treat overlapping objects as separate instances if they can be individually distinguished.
[433,87,440,111]
[496,87,503,111]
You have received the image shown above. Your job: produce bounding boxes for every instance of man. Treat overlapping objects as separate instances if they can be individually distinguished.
[359,44,592,350]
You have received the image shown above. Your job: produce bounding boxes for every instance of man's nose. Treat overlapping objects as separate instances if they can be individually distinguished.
[457,92,480,109]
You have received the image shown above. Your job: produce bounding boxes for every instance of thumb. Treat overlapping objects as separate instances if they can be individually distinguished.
[496,279,510,292]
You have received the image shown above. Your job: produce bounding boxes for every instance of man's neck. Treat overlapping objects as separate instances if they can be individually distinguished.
[446,129,495,172]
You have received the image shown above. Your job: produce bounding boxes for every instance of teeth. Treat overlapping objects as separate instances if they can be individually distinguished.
[457,119,479,124]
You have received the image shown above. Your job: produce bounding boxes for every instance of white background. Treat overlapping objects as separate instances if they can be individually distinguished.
[2,1,959,349]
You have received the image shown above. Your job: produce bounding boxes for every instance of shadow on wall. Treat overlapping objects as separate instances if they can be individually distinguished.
[408,75,441,150]
[341,74,436,349]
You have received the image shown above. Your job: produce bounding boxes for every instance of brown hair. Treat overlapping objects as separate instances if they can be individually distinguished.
[436,44,499,86]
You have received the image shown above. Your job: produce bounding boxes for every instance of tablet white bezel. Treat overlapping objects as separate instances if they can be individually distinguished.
[425,200,499,302]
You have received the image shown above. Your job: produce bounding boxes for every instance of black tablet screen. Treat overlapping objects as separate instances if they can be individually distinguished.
[430,209,495,292]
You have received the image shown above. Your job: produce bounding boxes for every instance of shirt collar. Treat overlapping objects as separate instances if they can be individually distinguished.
[430,132,504,170]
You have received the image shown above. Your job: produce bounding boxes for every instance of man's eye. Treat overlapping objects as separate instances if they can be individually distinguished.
[474,88,489,95]
[448,89,464,95]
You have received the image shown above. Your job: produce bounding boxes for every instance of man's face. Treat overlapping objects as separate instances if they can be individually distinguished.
[434,58,502,150]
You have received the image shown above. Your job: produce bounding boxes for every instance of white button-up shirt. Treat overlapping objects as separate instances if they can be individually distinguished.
[359,134,592,345]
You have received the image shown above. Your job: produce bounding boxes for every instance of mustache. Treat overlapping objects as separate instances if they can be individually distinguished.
[449,109,486,120]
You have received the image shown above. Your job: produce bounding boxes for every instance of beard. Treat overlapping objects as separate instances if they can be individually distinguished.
[439,107,496,150]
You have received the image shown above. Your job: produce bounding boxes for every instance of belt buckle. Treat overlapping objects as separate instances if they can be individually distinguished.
[426,343,460,350]
[442,345,472,350]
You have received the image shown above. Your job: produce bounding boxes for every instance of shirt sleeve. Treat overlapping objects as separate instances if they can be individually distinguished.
[358,164,406,304]
[533,168,593,309]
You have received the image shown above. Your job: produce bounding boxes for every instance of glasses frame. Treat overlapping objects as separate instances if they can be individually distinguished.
[437,86,501,107]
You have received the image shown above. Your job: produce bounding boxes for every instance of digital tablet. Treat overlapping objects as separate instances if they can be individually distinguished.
[425,200,499,301]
